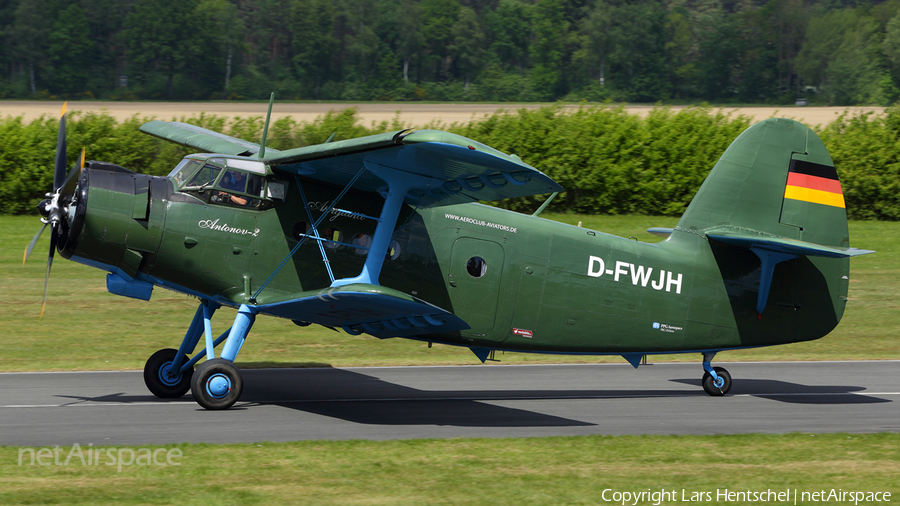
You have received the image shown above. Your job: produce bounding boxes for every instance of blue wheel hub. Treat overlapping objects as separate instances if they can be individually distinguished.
[158,362,182,386]
[206,373,232,399]
[713,376,725,389]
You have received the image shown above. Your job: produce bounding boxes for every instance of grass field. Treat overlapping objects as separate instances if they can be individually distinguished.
[1,213,896,372]
[1,433,897,505]
[2,214,898,505]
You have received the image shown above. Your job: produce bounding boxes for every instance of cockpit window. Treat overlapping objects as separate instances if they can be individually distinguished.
[247,173,265,197]
[219,169,248,193]
[170,159,203,188]
[209,169,268,208]
[174,159,275,211]
[185,163,222,188]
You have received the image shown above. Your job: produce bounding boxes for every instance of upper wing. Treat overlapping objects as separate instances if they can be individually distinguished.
[140,121,270,157]
[140,121,562,206]
[265,129,562,207]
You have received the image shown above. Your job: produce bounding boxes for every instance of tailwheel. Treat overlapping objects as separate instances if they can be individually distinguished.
[144,348,193,398]
[702,366,732,396]
[191,358,243,410]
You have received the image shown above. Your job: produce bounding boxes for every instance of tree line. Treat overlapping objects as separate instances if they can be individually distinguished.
[4,0,900,104]
[2,105,898,219]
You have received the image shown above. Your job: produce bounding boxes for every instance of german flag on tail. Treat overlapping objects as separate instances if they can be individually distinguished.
[783,160,845,208]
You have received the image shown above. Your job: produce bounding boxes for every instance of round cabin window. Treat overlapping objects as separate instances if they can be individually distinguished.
[387,239,401,260]
[352,233,371,255]
[466,256,487,278]
[291,221,307,240]
[323,228,343,249]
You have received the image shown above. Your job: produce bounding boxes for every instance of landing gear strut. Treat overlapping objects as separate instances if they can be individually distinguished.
[701,353,732,396]
[143,301,257,410]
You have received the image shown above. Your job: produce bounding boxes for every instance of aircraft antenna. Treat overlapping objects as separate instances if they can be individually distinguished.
[532,191,559,217]
[258,92,275,159]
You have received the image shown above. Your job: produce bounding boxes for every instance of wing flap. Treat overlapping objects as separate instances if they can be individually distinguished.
[255,283,469,339]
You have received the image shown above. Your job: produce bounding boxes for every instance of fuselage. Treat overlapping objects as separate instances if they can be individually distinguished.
[62,161,850,357]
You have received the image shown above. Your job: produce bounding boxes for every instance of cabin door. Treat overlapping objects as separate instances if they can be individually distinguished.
[448,238,505,338]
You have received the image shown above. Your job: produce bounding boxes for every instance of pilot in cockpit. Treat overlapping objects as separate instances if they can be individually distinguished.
[218,170,249,205]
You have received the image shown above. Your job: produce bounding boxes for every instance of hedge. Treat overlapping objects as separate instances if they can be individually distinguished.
[0,104,896,219]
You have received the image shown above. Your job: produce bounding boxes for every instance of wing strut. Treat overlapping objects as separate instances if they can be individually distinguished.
[250,166,367,302]
[331,161,438,287]
[295,175,336,284]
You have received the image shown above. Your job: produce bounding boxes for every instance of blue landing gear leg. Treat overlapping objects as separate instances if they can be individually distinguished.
[701,353,732,396]
[191,304,256,410]
[143,301,221,398]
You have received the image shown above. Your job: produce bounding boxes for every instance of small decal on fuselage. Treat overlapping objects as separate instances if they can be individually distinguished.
[652,322,683,333]
[512,328,533,338]
[444,213,517,233]
[587,256,683,294]
[198,219,260,237]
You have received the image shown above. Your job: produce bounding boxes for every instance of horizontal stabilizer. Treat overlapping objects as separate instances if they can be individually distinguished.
[647,227,674,239]
[706,229,874,258]
[140,121,267,157]
[255,283,469,339]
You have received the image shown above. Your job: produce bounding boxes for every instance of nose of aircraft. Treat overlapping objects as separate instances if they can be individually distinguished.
[22,103,85,317]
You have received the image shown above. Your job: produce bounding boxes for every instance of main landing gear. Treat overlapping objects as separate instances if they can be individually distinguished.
[143,300,256,410]
[701,352,732,396]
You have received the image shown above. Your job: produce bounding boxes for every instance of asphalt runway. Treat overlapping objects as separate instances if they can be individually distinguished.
[1,361,897,446]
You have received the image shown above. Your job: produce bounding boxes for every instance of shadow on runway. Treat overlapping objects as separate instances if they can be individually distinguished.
[52,368,888,429]
[51,368,696,428]
[669,378,891,404]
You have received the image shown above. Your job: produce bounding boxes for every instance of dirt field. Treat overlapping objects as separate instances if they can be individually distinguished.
[0,100,886,128]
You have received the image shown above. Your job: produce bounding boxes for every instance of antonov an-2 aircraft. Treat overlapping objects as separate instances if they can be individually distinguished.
[26,99,871,409]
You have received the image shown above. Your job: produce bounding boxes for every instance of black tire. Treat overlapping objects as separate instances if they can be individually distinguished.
[144,348,193,398]
[702,366,732,396]
[191,358,243,410]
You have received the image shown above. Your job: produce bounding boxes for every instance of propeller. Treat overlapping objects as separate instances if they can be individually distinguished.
[22,102,85,318]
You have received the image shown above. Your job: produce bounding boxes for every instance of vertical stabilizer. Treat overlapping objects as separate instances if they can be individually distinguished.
[676,118,848,248]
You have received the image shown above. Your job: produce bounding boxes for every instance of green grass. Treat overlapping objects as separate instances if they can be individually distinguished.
[1,214,896,372]
[1,434,897,505]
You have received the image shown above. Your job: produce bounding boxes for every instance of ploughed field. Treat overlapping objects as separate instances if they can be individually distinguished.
[0,100,886,128]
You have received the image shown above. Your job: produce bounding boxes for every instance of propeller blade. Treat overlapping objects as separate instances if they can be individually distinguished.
[59,147,84,205]
[23,223,48,266]
[41,225,58,319]
[53,102,68,191]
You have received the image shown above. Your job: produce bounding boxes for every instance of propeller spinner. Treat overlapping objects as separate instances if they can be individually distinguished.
[22,102,85,317]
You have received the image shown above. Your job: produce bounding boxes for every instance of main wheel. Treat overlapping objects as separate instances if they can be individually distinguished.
[144,348,193,398]
[191,358,243,410]
[702,366,732,396]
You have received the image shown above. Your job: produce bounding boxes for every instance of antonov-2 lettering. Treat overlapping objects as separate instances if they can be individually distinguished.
[587,256,683,294]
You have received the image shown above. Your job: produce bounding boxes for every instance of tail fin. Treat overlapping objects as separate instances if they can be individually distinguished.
[676,118,848,247]
[675,118,871,321]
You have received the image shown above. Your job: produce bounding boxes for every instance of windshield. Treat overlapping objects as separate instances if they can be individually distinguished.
[185,163,222,188]
[170,159,203,188]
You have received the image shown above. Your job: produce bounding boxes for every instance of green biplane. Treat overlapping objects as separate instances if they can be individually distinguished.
[26,99,871,410]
